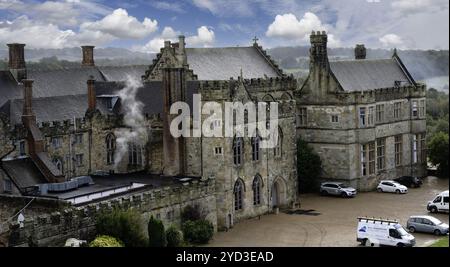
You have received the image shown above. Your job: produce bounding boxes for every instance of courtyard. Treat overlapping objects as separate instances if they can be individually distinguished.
[208,176,449,247]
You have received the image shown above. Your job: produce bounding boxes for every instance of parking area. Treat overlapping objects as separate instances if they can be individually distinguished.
[207,176,449,247]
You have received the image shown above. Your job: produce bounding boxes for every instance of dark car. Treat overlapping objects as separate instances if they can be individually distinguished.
[394,176,423,188]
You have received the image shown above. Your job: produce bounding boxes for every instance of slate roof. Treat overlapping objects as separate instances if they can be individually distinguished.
[6,94,112,125]
[98,65,148,82]
[2,158,47,189]
[329,58,415,91]
[185,47,281,80]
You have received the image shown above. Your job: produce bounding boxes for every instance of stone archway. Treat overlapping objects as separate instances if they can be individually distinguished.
[271,177,287,208]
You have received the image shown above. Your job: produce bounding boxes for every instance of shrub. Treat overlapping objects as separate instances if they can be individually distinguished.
[182,220,214,245]
[96,209,148,247]
[297,139,323,193]
[89,235,124,247]
[166,226,183,247]
[147,216,167,247]
[181,205,202,223]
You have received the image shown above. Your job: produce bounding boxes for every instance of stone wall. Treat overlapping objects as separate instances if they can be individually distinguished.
[6,179,217,247]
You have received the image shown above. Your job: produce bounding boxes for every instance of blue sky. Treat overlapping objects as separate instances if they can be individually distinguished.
[1,0,449,51]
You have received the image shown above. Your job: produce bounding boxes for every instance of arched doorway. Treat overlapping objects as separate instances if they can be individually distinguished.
[271,177,287,208]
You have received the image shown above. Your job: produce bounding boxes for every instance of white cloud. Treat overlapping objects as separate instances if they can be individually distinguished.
[192,0,254,17]
[151,1,185,13]
[0,0,111,27]
[133,26,180,53]
[379,33,404,48]
[266,13,325,40]
[81,8,158,39]
[0,15,78,49]
[391,0,449,14]
[186,26,215,47]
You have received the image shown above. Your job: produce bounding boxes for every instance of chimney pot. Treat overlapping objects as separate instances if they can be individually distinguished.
[81,46,95,67]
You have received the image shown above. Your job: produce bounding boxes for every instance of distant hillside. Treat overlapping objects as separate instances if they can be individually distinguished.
[0,47,155,66]
[267,47,449,90]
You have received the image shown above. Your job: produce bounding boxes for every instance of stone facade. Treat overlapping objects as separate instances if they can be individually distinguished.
[296,32,427,191]
[5,179,216,247]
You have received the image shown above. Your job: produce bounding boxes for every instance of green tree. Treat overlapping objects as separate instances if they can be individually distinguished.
[89,235,124,247]
[96,209,148,247]
[297,139,323,193]
[181,205,202,223]
[147,216,167,247]
[428,132,449,177]
[182,220,214,245]
[166,225,183,247]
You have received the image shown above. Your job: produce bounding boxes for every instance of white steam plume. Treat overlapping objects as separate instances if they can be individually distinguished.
[114,75,149,167]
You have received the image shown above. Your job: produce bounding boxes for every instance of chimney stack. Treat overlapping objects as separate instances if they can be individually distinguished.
[162,67,186,177]
[310,31,328,67]
[355,44,367,60]
[7,43,27,82]
[81,46,95,67]
[87,77,96,111]
[177,35,187,66]
[21,79,36,128]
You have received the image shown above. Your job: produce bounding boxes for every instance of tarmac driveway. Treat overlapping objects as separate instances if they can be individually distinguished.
[208,176,449,247]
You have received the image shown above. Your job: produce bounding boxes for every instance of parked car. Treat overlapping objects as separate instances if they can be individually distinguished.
[357,217,415,247]
[407,215,449,236]
[427,190,449,213]
[377,180,408,194]
[394,176,423,188]
[320,182,357,198]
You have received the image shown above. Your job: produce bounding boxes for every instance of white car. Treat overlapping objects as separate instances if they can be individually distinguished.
[427,190,449,213]
[377,180,408,194]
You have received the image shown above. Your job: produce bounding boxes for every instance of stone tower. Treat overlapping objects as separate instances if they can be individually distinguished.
[309,31,330,95]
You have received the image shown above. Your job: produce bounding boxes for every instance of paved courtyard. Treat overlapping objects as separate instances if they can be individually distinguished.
[208,176,449,247]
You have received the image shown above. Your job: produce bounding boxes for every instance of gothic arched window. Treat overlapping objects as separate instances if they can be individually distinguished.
[233,137,244,166]
[274,128,283,158]
[234,179,244,211]
[106,134,116,165]
[128,142,143,166]
[253,175,263,206]
[251,132,260,161]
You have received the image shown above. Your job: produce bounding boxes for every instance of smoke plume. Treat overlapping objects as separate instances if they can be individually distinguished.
[114,75,149,167]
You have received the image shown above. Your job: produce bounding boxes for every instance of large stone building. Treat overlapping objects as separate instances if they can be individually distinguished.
[0,31,427,245]
[297,31,427,191]
[0,37,298,234]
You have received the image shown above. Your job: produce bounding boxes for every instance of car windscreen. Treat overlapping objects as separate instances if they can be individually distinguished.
[428,217,442,225]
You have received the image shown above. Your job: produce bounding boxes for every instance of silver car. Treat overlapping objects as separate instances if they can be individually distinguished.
[407,215,449,236]
[320,182,357,198]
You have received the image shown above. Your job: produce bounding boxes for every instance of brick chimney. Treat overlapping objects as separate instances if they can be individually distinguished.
[21,79,36,128]
[7,43,27,82]
[81,46,95,67]
[87,77,96,111]
[355,44,367,60]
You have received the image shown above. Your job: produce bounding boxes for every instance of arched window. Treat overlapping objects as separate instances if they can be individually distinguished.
[233,137,244,166]
[274,128,283,158]
[106,134,116,165]
[128,142,143,166]
[253,175,263,206]
[234,179,244,211]
[52,158,63,173]
[251,132,260,161]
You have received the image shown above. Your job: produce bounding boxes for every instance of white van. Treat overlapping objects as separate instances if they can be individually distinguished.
[427,190,449,213]
[357,217,415,247]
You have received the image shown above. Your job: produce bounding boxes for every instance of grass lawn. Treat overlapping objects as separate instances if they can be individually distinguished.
[430,237,449,247]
